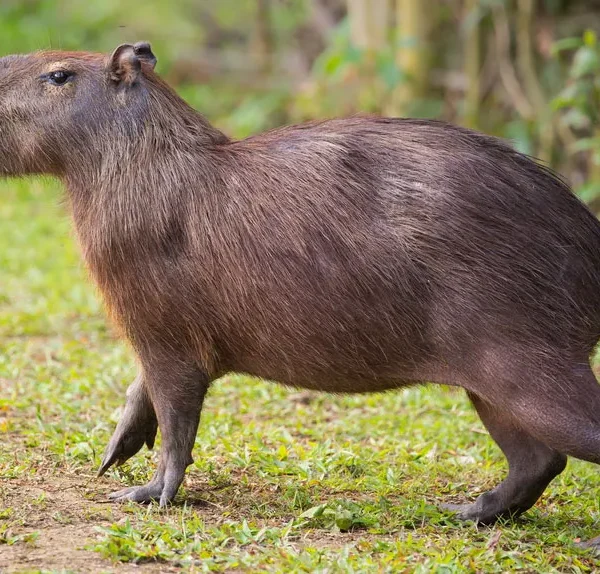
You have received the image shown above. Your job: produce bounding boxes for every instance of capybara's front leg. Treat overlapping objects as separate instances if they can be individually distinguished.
[107,361,209,506]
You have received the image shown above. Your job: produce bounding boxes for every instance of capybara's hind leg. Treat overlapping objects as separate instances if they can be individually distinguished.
[442,391,567,524]
[98,374,158,476]
[505,364,600,466]
[108,361,208,507]
[497,363,600,548]
[447,362,600,548]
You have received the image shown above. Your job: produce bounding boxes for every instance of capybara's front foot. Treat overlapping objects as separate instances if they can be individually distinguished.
[107,451,192,507]
[98,376,158,476]
[108,480,165,504]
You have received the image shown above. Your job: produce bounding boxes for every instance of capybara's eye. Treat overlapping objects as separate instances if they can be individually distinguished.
[47,70,72,86]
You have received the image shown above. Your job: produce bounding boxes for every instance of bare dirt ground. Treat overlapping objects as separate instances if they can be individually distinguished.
[0,470,182,573]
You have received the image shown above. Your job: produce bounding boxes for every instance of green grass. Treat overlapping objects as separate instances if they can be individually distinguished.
[0,177,599,572]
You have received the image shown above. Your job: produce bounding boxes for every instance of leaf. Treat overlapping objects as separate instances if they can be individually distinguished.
[486,529,502,550]
[571,47,600,79]
[503,120,533,156]
[298,504,326,520]
[551,37,583,55]
[552,82,581,108]
[583,29,598,47]
[409,98,444,119]
[562,108,591,130]
[570,137,600,153]
[345,45,363,65]
[377,57,405,90]
[323,53,346,77]
[576,182,600,204]
[334,508,354,532]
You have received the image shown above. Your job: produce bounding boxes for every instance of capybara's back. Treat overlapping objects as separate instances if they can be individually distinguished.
[1,44,599,548]
[203,117,600,393]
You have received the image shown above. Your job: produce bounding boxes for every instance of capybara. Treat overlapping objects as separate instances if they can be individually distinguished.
[1,43,599,548]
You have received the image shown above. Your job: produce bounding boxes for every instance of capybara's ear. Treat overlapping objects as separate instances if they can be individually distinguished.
[133,42,157,70]
[107,43,142,86]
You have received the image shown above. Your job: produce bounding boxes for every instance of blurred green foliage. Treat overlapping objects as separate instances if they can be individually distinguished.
[553,29,600,204]
[1,0,600,204]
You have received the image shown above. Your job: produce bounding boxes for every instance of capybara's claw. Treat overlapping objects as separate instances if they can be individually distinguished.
[106,470,182,508]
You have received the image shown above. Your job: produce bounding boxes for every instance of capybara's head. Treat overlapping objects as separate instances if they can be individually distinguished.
[0,42,157,176]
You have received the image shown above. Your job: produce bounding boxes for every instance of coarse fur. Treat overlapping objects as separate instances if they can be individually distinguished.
[1,44,599,547]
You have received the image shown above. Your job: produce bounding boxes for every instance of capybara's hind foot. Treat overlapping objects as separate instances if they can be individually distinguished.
[577,535,600,554]
[441,392,568,526]
[440,493,524,525]
[440,502,480,520]
[440,501,498,524]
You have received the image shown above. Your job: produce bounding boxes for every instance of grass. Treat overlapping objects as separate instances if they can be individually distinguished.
[0,176,598,573]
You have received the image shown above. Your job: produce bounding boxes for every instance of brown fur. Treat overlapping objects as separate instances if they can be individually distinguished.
[1,44,599,544]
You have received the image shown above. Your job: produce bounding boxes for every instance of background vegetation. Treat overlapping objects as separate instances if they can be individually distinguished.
[1,1,599,572]
[2,0,599,206]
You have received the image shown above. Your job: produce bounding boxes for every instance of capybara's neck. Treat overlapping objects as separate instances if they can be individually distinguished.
[63,80,230,324]
[64,77,228,262]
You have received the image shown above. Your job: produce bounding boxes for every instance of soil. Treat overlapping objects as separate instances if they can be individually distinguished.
[0,470,181,573]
